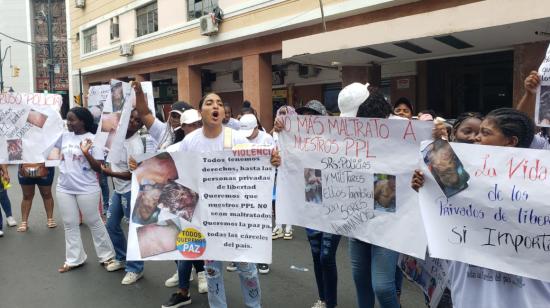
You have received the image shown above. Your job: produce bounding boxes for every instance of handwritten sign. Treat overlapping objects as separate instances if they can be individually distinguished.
[419,141,550,282]
[535,44,550,126]
[127,147,275,262]
[0,93,64,164]
[276,115,433,258]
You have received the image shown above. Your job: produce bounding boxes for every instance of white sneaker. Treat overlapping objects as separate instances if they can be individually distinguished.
[6,216,16,227]
[0,230,3,237]
[312,300,326,308]
[197,271,208,294]
[104,259,125,272]
[165,271,179,287]
[272,227,283,239]
[121,271,143,285]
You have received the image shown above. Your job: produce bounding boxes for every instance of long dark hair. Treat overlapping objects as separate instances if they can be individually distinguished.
[69,107,98,133]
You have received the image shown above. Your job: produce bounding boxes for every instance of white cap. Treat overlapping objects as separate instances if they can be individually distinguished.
[338,82,370,117]
[180,109,201,125]
[238,114,258,138]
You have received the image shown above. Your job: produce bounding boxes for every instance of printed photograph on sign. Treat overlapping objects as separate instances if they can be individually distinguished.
[399,256,437,299]
[537,85,550,125]
[374,174,396,212]
[137,219,181,258]
[26,109,48,128]
[304,168,322,204]
[422,139,469,197]
[111,81,124,112]
[7,139,22,161]
[133,180,163,225]
[101,112,121,149]
[157,181,199,222]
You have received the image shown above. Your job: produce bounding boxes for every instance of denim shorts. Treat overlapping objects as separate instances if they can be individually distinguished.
[18,167,55,186]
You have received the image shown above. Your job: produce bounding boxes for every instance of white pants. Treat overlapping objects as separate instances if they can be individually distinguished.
[56,191,115,266]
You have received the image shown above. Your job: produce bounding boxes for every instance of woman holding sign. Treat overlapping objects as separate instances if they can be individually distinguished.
[55,107,116,273]
[412,108,550,308]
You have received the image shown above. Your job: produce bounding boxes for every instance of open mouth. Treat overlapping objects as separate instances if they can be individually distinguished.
[212,111,220,120]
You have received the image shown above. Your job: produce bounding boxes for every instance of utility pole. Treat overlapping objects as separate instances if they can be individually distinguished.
[0,40,12,93]
[47,0,55,93]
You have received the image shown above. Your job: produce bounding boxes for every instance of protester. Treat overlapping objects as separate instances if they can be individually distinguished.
[101,109,147,284]
[55,107,116,273]
[240,100,264,131]
[17,161,57,232]
[155,90,280,308]
[392,97,413,119]
[412,107,550,308]
[0,164,14,236]
[135,97,192,151]
[283,99,342,308]
[271,105,296,241]
[222,104,241,130]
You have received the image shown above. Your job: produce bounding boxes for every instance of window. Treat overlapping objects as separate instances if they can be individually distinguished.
[83,27,97,53]
[110,16,119,40]
[188,0,218,21]
[136,2,158,37]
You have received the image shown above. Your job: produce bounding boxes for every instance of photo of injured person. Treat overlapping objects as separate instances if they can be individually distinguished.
[137,219,180,258]
[157,181,199,222]
[374,174,396,213]
[26,109,48,128]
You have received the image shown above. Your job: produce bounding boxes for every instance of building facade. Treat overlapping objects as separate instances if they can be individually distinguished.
[0,0,35,93]
[68,0,550,129]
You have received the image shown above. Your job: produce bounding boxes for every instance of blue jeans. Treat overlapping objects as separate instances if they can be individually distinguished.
[307,229,341,308]
[0,186,12,230]
[99,172,110,214]
[106,191,143,273]
[177,260,205,289]
[349,238,400,308]
[205,261,261,308]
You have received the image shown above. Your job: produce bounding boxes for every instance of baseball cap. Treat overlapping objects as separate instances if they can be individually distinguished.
[170,101,192,115]
[180,109,202,125]
[238,114,258,138]
[296,100,327,116]
[338,82,370,117]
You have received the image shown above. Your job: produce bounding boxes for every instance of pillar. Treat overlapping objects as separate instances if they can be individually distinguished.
[177,64,202,108]
[242,53,272,131]
[341,64,381,88]
[513,41,549,111]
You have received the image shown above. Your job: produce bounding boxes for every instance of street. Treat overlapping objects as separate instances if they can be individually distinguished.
[0,166,425,308]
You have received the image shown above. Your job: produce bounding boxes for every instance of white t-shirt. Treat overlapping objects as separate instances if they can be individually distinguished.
[449,262,550,308]
[111,133,144,194]
[178,127,249,153]
[248,130,275,146]
[57,132,104,194]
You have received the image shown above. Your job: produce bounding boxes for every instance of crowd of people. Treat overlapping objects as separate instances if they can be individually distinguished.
[1,67,549,308]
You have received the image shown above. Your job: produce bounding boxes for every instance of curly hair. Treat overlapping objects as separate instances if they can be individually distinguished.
[356,92,392,118]
[69,107,97,133]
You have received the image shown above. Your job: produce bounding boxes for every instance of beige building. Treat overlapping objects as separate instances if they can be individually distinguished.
[68,0,550,128]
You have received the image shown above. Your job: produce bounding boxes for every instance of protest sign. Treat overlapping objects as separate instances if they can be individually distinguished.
[276,115,433,258]
[419,141,550,282]
[127,146,275,263]
[535,44,550,126]
[0,93,64,164]
[87,85,111,124]
[399,252,450,307]
[93,80,133,162]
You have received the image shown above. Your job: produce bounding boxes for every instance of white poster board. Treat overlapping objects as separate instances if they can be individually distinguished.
[127,147,275,263]
[276,115,433,258]
[419,141,550,282]
[535,43,550,126]
[0,93,64,164]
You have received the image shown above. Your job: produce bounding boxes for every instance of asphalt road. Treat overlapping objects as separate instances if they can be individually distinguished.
[0,165,425,308]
